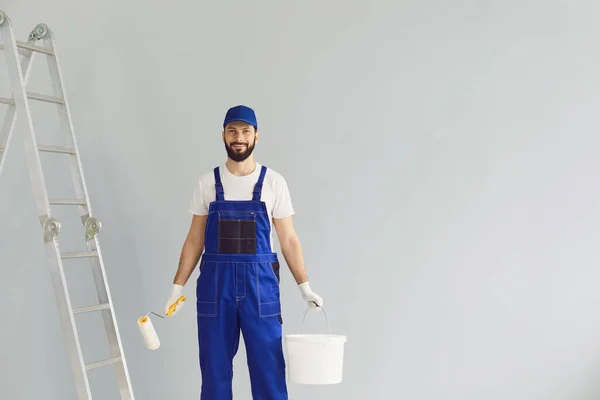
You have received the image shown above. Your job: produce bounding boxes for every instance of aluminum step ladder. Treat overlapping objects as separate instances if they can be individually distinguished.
[0,11,134,399]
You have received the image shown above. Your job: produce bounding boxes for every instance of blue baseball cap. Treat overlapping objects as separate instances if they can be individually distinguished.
[223,105,258,129]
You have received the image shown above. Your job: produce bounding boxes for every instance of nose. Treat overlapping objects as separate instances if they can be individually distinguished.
[231,131,243,140]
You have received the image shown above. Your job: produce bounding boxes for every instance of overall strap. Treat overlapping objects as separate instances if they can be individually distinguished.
[252,165,268,201]
[214,167,225,201]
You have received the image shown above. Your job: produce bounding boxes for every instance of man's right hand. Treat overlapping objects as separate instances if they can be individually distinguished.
[164,284,186,316]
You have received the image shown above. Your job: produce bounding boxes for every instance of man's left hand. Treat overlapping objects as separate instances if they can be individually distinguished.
[298,281,323,310]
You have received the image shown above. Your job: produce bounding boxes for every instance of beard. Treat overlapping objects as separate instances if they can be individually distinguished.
[224,139,256,162]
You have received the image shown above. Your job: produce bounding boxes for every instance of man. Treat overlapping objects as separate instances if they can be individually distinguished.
[164,105,323,399]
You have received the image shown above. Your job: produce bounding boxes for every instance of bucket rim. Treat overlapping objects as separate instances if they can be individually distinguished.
[285,333,347,343]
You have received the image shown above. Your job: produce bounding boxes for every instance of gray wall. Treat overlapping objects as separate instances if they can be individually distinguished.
[2,1,600,399]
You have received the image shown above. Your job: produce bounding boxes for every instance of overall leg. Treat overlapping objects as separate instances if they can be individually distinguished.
[239,262,288,400]
[196,261,240,400]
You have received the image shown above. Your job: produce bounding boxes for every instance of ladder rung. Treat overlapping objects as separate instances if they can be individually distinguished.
[0,43,29,57]
[85,356,121,371]
[49,198,87,206]
[16,41,54,56]
[27,92,64,104]
[0,93,64,105]
[0,42,54,56]
[38,145,76,154]
[73,303,110,314]
[61,251,98,259]
[0,97,15,106]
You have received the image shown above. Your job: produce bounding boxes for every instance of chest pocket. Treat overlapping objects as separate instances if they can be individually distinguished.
[218,211,257,254]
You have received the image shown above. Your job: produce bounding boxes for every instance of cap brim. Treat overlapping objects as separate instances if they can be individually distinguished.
[224,118,257,127]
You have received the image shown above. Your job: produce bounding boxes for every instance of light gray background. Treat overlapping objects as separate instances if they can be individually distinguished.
[2,1,600,399]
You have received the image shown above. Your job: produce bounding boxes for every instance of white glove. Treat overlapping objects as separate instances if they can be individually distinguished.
[298,281,323,310]
[164,284,186,317]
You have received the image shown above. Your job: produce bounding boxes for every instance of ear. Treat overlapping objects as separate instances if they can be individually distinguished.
[255,131,260,142]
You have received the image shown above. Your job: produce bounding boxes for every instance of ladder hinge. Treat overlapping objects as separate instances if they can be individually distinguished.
[28,23,49,42]
[83,215,102,242]
[39,215,61,243]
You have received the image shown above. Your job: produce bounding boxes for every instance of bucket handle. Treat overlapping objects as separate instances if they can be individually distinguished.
[300,304,331,342]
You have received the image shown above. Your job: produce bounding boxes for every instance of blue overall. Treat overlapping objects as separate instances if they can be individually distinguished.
[196,165,288,400]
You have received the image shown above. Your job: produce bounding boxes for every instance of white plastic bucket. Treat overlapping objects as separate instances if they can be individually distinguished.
[285,307,347,385]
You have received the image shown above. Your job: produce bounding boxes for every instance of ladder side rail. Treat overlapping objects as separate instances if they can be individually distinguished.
[40,26,135,400]
[0,46,37,177]
[37,26,90,214]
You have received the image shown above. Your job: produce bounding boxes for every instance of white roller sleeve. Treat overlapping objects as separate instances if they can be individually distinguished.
[137,315,160,350]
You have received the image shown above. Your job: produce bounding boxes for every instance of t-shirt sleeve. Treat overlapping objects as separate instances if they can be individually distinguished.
[272,176,295,219]
[188,178,209,216]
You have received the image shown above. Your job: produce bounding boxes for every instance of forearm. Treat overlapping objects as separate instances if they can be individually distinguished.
[280,237,308,285]
[173,236,204,286]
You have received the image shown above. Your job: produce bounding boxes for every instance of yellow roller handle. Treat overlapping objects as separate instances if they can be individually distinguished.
[167,295,186,317]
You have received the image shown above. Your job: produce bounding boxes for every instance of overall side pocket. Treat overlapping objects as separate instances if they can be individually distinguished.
[258,262,281,318]
[196,260,218,317]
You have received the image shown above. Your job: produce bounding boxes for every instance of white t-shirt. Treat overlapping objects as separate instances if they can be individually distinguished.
[188,163,295,250]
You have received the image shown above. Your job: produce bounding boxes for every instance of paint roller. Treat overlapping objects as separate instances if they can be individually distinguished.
[137,295,185,350]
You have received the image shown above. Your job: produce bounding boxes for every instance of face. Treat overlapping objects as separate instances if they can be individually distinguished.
[222,121,258,162]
